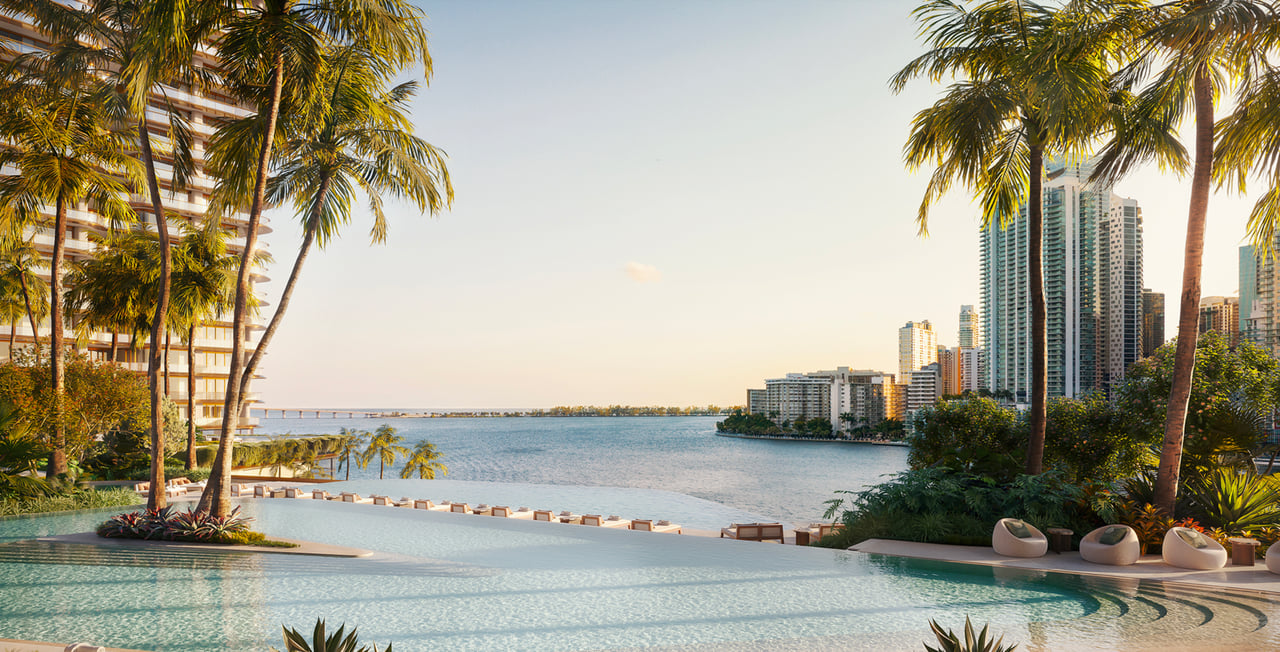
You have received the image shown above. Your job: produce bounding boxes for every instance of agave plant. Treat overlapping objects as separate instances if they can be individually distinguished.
[273,619,392,652]
[1182,469,1280,535]
[925,617,1016,652]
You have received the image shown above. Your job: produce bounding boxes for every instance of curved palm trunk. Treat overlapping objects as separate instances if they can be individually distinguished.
[1026,144,1047,475]
[8,320,14,359]
[164,331,171,395]
[18,275,38,363]
[234,172,331,411]
[1153,65,1214,515]
[140,116,172,511]
[109,331,118,362]
[186,324,196,471]
[47,195,67,477]
[201,54,286,518]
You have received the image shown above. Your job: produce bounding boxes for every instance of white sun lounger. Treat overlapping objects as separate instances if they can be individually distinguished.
[633,519,682,534]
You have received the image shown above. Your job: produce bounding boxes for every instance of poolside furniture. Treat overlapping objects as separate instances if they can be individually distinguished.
[413,499,436,510]
[1161,527,1226,570]
[253,485,273,498]
[720,523,785,542]
[473,504,493,516]
[1265,541,1280,574]
[395,496,415,507]
[1228,537,1260,566]
[230,483,252,497]
[64,644,107,652]
[1079,525,1140,566]
[556,510,581,524]
[339,492,372,504]
[167,477,191,487]
[494,506,536,519]
[133,482,149,493]
[633,519,682,534]
[992,518,1048,558]
[312,489,331,500]
[533,510,556,522]
[795,522,843,545]
[372,495,395,506]
[581,514,631,527]
[283,487,309,499]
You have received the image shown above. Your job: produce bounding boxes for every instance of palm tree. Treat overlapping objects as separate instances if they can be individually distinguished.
[229,44,452,422]
[336,427,368,481]
[893,0,1135,474]
[360,425,408,480]
[1093,0,1276,514]
[63,232,154,363]
[0,44,140,477]
[0,241,48,361]
[200,0,435,518]
[399,440,447,480]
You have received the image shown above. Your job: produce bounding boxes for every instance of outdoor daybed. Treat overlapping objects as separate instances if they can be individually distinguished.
[992,518,1048,558]
[1162,527,1227,570]
[634,519,682,534]
[1079,524,1141,566]
[721,523,785,542]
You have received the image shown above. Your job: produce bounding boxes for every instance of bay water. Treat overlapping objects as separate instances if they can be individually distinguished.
[253,415,908,525]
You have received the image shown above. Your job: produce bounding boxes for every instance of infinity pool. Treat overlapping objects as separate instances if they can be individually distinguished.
[3,495,1280,651]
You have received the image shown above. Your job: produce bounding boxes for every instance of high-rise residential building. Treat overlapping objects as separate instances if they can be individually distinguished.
[0,12,268,434]
[1143,289,1166,357]
[746,389,767,416]
[959,347,982,393]
[746,367,899,430]
[898,320,937,381]
[1199,296,1240,344]
[905,362,941,414]
[980,156,1144,400]
[1241,244,1280,354]
[761,374,831,424]
[938,346,960,396]
[959,305,981,348]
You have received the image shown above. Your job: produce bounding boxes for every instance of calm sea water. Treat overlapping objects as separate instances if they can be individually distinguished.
[252,415,908,525]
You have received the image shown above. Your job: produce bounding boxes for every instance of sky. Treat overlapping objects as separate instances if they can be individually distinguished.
[253,1,1265,410]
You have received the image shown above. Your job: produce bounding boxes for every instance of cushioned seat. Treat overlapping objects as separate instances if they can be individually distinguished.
[992,518,1048,558]
[1079,524,1140,565]
[1162,527,1226,570]
[1265,541,1280,574]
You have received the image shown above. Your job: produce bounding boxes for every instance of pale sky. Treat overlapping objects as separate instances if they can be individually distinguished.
[253,1,1263,410]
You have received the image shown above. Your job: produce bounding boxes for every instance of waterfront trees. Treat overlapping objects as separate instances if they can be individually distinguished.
[894,0,1138,474]
[1092,0,1278,514]
[400,440,447,480]
[360,425,408,480]
[200,0,436,519]
[0,241,48,360]
[336,427,368,481]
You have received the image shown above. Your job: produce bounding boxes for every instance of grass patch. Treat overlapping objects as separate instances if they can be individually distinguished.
[0,487,141,517]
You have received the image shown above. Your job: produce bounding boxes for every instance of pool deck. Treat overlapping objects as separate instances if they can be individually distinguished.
[851,538,1280,596]
[0,639,147,652]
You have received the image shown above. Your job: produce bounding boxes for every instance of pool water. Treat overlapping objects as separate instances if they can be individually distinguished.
[3,498,1280,651]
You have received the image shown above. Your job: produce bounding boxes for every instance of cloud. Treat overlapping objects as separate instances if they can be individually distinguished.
[625,261,662,283]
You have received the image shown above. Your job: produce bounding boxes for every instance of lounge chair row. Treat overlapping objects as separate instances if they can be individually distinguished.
[241,486,683,533]
[133,477,205,498]
[994,517,1280,571]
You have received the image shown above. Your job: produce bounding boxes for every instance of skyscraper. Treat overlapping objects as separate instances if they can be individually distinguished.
[959,305,981,348]
[898,320,937,381]
[1199,296,1240,344]
[1143,289,1165,357]
[980,157,1144,400]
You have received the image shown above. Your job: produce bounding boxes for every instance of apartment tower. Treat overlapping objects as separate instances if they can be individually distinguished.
[1143,289,1165,357]
[898,320,937,382]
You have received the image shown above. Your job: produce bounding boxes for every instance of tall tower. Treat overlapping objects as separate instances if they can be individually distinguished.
[898,320,937,381]
[1143,289,1166,357]
[959,305,981,348]
[980,156,1143,400]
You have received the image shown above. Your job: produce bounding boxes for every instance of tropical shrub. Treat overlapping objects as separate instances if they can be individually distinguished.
[273,619,392,652]
[909,397,1023,481]
[820,468,1103,548]
[926,617,1017,652]
[98,505,252,542]
[1180,469,1280,535]
[0,486,139,516]
[716,411,784,436]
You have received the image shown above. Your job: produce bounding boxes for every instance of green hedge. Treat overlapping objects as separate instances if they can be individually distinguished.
[173,435,350,469]
[0,487,141,517]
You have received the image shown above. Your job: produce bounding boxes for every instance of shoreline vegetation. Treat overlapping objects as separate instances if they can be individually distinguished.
[259,406,744,419]
[715,432,908,446]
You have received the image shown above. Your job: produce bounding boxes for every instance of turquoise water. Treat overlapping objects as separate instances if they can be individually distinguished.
[6,500,1280,651]
[253,415,908,524]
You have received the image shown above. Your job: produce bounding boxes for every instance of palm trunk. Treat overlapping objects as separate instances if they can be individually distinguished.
[1025,143,1047,475]
[186,324,196,471]
[234,172,331,412]
[140,116,172,511]
[200,53,286,518]
[164,331,171,396]
[47,195,67,477]
[1153,64,1214,515]
[18,275,38,364]
[7,320,14,359]
[109,331,117,362]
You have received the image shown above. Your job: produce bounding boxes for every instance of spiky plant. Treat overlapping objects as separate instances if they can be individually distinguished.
[273,619,392,652]
[925,617,1017,652]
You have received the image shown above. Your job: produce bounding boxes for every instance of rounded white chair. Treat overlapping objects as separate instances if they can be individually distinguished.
[1265,541,1280,574]
[992,518,1048,558]
[1162,526,1226,570]
[1079,524,1141,566]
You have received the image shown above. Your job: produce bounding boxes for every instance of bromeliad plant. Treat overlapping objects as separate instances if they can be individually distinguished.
[273,619,392,652]
[97,505,252,542]
[925,617,1017,652]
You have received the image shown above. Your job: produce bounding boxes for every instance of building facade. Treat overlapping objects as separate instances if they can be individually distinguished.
[905,362,941,415]
[0,12,268,434]
[980,157,1143,400]
[1199,295,1240,345]
[898,320,937,382]
[938,346,960,397]
[959,346,982,393]
[747,367,899,431]
[1143,289,1165,357]
[959,304,981,348]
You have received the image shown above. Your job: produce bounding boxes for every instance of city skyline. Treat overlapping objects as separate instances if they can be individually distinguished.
[253,2,1265,409]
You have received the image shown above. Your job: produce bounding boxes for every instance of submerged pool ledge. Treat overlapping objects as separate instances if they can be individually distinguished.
[852,538,1280,596]
[37,531,374,558]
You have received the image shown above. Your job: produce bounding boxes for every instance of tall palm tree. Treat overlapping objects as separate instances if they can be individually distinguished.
[893,0,1134,474]
[360,425,408,480]
[399,440,447,480]
[0,45,140,477]
[63,232,154,363]
[230,44,451,420]
[336,427,368,481]
[1093,0,1276,514]
[0,241,49,361]
[200,0,434,518]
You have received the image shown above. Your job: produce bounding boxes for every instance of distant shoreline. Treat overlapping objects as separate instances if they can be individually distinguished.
[715,432,909,447]
[256,411,731,419]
